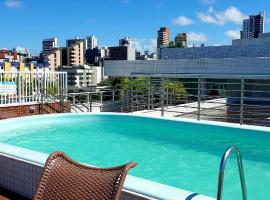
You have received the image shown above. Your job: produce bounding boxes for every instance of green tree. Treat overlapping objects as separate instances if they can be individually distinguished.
[132,76,150,91]
[98,77,122,87]
[162,81,187,95]
[120,77,132,90]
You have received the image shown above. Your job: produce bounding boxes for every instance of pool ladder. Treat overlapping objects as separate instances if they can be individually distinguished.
[217,146,247,200]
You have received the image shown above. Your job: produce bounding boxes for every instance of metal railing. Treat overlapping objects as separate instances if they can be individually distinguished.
[0,71,67,105]
[51,74,270,127]
[68,88,121,113]
[40,88,69,114]
[217,146,247,200]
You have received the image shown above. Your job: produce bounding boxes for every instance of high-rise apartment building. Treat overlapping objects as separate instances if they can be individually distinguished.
[241,11,264,39]
[157,27,170,48]
[42,38,58,55]
[67,41,84,66]
[175,33,187,48]
[108,37,135,61]
[108,46,135,60]
[66,37,84,48]
[47,48,61,71]
[66,37,86,65]
[87,35,98,50]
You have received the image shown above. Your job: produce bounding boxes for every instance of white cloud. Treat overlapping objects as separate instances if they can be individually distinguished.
[131,38,156,53]
[225,29,240,40]
[200,0,215,5]
[5,0,21,8]
[188,32,208,42]
[172,16,194,26]
[197,6,247,26]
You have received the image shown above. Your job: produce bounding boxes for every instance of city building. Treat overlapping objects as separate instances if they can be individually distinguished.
[86,47,100,65]
[86,35,98,50]
[67,40,84,66]
[0,61,49,73]
[104,16,270,78]
[42,38,58,55]
[67,37,85,49]
[108,46,135,60]
[24,56,40,64]
[145,52,157,60]
[240,11,264,39]
[0,49,16,62]
[136,50,157,60]
[100,47,110,59]
[159,33,270,60]
[157,27,170,48]
[104,56,270,77]
[119,37,132,47]
[107,37,135,61]
[174,33,187,48]
[136,51,142,60]
[57,65,104,89]
[0,49,31,63]
[46,48,61,71]
[233,32,270,46]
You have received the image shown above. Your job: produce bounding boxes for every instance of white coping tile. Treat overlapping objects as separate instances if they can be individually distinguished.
[1,112,270,133]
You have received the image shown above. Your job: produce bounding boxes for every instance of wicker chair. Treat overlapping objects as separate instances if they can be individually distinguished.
[33,151,136,200]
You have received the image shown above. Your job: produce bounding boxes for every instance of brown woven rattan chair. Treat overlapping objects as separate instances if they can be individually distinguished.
[33,151,136,200]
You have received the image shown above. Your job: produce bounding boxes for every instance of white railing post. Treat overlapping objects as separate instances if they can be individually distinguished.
[17,72,21,104]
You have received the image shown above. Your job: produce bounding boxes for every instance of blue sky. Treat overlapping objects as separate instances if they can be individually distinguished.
[0,0,270,55]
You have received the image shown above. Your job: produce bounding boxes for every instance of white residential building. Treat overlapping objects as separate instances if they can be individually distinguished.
[87,35,98,50]
[58,65,104,89]
[100,47,110,59]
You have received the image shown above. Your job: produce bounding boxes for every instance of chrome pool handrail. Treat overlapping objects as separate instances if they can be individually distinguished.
[217,146,247,200]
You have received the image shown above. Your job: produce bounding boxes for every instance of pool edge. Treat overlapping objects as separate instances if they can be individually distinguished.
[0,142,215,200]
[1,112,269,133]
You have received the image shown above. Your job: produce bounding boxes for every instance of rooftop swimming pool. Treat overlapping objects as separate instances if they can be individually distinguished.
[0,113,269,199]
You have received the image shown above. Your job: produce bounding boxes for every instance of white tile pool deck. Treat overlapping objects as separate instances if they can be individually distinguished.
[134,98,227,118]
[70,98,227,121]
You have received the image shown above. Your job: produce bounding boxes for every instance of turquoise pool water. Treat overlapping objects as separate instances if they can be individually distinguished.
[0,114,269,200]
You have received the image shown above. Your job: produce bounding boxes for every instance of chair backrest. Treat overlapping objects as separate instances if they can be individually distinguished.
[33,151,136,200]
